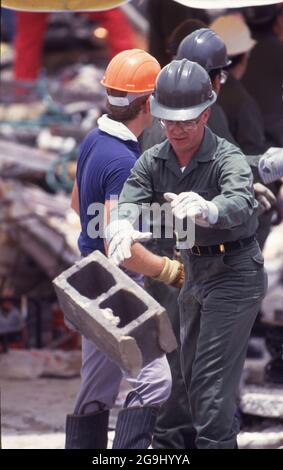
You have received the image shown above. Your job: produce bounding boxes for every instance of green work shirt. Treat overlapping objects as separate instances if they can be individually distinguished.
[118,127,259,246]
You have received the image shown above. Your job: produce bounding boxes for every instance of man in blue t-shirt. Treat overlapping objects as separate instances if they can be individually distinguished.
[67,50,183,449]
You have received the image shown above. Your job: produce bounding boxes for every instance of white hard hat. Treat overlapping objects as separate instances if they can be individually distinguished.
[173,1,283,8]
[210,15,256,57]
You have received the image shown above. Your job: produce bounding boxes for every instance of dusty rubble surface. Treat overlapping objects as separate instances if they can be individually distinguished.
[1,375,128,450]
[1,373,283,450]
[1,217,283,451]
[1,377,79,449]
[0,48,282,451]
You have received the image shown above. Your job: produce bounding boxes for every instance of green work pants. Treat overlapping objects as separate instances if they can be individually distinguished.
[179,241,267,449]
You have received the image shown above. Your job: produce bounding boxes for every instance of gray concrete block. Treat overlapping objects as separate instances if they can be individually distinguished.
[53,251,177,376]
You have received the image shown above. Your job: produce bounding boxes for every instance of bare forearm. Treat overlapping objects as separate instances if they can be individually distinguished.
[121,243,164,277]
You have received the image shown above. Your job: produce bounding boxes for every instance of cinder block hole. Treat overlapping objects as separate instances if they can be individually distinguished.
[100,290,147,328]
[68,262,115,299]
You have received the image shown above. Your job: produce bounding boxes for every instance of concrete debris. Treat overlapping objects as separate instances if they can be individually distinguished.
[101,308,120,327]
[0,180,80,278]
[1,377,80,438]
[238,426,283,449]
[0,102,46,122]
[53,251,177,376]
[0,349,81,380]
[240,385,283,419]
[0,139,57,182]
[63,65,104,96]
[37,129,76,154]
[2,374,283,449]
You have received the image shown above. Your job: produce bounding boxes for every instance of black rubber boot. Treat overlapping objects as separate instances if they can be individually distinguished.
[65,409,109,449]
[112,406,159,449]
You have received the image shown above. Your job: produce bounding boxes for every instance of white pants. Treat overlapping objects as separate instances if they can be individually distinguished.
[74,337,172,414]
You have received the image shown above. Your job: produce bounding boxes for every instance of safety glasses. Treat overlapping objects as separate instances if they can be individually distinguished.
[160,115,202,132]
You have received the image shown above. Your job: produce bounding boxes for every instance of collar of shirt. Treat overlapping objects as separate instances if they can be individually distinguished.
[97,114,138,142]
[153,126,217,163]
[152,126,217,179]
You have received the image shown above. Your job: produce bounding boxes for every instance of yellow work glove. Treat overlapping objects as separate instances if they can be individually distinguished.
[154,256,185,289]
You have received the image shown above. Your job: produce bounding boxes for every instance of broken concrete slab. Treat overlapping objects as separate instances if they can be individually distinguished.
[0,349,81,380]
[0,180,80,278]
[240,384,283,419]
[0,139,57,182]
[53,251,177,376]
[238,426,283,449]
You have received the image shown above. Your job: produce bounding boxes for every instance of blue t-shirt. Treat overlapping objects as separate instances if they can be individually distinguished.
[77,127,140,256]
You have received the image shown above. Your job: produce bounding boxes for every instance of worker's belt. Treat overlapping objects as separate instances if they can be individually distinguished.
[189,235,256,256]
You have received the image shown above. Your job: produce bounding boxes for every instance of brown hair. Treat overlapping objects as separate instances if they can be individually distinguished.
[106,88,149,123]
[167,18,208,58]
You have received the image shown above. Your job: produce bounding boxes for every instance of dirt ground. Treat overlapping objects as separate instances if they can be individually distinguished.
[1,376,117,449]
[1,376,283,449]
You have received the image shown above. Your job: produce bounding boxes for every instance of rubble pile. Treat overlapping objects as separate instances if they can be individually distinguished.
[0,64,106,351]
[240,220,283,447]
[0,12,282,445]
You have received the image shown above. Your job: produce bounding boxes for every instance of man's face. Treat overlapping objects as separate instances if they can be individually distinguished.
[161,109,210,155]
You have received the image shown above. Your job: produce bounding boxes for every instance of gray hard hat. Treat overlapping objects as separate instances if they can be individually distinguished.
[176,28,231,72]
[150,59,217,121]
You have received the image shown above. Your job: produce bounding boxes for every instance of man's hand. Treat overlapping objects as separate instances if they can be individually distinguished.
[253,182,276,214]
[258,147,283,184]
[105,219,152,265]
[164,191,218,226]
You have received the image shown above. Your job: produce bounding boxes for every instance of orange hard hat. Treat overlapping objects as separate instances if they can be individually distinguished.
[101,49,161,93]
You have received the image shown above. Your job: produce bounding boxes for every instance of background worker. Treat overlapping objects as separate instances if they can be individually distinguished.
[68,49,176,449]
[242,4,283,146]
[139,23,236,153]
[106,59,267,449]
[147,0,209,68]
[13,8,135,80]
[176,27,236,144]
[211,14,283,248]
[210,14,268,156]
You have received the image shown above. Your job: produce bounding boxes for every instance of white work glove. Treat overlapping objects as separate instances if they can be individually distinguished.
[105,219,152,266]
[164,192,219,227]
[253,182,276,214]
[258,147,283,184]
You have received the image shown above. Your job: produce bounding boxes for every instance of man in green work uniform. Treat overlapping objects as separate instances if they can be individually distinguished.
[140,26,280,449]
[105,59,267,449]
